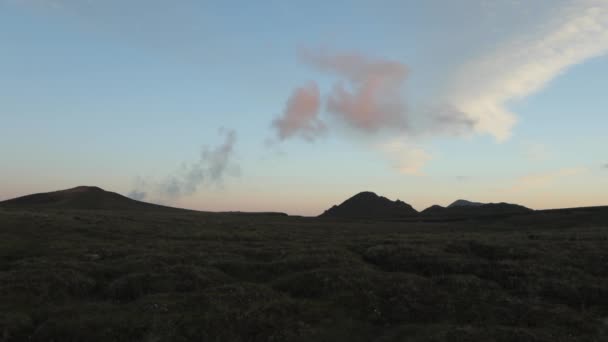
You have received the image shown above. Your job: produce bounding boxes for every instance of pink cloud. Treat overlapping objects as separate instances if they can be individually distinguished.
[301,49,408,133]
[270,49,472,146]
[272,81,326,141]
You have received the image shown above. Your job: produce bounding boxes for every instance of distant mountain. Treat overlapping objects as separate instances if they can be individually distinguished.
[320,191,418,218]
[0,186,181,211]
[478,202,532,214]
[447,199,485,208]
[221,211,289,217]
[420,205,446,216]
[422,201,532,219]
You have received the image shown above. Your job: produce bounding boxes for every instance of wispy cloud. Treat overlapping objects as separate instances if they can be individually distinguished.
[271,81,325,141]
[274,49,476,143]
[127,181,147,201]
[448,0,608,141]
[301,49,408,134]
[505,167,587,193]
[379,140,432,176]
[270,49,477,177]
[128,129,240,201]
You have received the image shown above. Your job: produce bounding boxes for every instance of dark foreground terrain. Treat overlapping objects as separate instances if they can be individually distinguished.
[1,204,608,341]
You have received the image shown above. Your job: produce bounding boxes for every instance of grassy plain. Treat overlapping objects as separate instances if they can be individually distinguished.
[1,207,608,341]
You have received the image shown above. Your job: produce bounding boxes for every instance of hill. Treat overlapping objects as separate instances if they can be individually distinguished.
[320,191,418,218]
[419,204,447,216]
[0,186,181,211]
[422,201,533,220]
[447,199,484,208]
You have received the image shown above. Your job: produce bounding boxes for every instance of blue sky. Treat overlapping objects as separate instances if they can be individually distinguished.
[1,0,607,215]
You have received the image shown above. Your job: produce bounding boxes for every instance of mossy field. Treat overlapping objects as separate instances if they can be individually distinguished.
[1,208,608,341]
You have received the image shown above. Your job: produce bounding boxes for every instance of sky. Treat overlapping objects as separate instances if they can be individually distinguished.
[1,0,608,216]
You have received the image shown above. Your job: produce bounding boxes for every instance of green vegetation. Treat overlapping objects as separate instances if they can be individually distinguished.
[1,208,608,341]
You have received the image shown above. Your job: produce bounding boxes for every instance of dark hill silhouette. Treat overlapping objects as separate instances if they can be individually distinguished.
[320,191,418,218]
[421,201,532,220]
[448,199,484,208]
[507,205,608,227]
[420,204,446,215]
[222,211,289,217]
[0,186,183,211]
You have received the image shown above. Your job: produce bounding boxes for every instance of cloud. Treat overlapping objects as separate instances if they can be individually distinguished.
[270,49,477,176]
[129,129,240,201]
[417,104,477,137]
[268,1,608,173]
[273,49,476,144]
[301,49,408,134]
[506,167,587,193]
[127,189,146,201]
[379,140,432,176]
[272,81,325,141]
[447,0,608,141]
[603,163,608,169]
